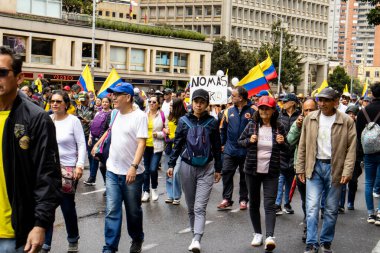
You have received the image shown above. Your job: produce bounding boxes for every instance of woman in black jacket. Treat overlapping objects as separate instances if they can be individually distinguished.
[238,96,288,252]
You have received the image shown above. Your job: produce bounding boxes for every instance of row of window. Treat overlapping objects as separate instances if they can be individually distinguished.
[365,71,380,78]
[97,10,137,20]
[16,0,61,19]
[140,5,222,18]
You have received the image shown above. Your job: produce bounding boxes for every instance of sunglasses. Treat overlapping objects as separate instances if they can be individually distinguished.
[0,68,13,77]
[149,101,157,104]
[50,100,63,104]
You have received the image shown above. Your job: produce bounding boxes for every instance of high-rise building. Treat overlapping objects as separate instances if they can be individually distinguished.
[327,0,341,58]
[139,0,329,94]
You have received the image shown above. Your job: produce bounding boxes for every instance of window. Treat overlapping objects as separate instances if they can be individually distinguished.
[174,53,188,74]
[214,6,221,16]
[17,0,61,18]
[205,6,212,16]
[112,12,116,17]
[98,10,103,16]
[3,35,26,62]
[195,6,202,16]
[177,7,183,16]
[204,26,211,35]
[200,55,205,75]
[130,48,145,71]
[119,13,123,18]
[159,7,165,18]
[186,7,193,16]
[365,71,370,77]
[156,51,171,73]
[31,38,53,64]
[213,25,221,35]
[82,43,101,67]
[106,11,110,16]
[110,46,127,69]
[375,71,379,78]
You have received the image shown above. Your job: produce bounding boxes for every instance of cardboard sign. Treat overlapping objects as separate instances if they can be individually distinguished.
[189,76,228,105]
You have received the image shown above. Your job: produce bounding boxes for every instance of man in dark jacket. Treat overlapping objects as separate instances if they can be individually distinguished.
[0,46,61,253]
[217,87,255,210]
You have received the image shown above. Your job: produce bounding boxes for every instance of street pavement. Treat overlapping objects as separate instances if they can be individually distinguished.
[49,168,379,253]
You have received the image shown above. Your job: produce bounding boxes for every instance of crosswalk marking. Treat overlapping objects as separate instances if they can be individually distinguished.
[142,243,159,251]
[178,221,213,234]
[81,188,106,195]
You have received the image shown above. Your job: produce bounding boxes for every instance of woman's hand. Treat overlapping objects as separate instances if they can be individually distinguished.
[214,172,221,183]
[91,145,98,157]
[163,128,169,135]
[88,137,92,147]
[276,134,285,144]
[250,134,258,143]
[167,168,174,178]
[74,167,83,180]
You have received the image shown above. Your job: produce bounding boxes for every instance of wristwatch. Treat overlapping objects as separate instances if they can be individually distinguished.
[131,164,138,170]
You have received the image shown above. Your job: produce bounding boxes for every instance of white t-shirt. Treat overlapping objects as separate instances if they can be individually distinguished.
[257,126,273,174]
[107,109,148,175]
[51,114,86,167]
[317,113,336,159]
[161,100,172,118]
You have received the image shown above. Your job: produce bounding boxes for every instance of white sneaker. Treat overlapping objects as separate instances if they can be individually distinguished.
[151,189,159,201]
[251,233,263,247]
[141,191,150,202]
[188,239,201,253]
[264,236,276,251]
[373,192,380,198]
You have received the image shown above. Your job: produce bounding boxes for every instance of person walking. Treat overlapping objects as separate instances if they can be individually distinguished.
[238,96,287,252]
[296,88,356,253]
[167,89,222,253]
[0,46,61,253]
[217,87,254,210]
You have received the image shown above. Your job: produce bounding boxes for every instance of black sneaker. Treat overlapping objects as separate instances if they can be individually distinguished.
[338,207,345,214]
[83,177,96,186]
[320,243,333,253]
[375,213,380,226]
[367,214,376,224]
[130,240,143,253]
[304,244,318,253]
[284,203,294,214]
[275,204,283,215]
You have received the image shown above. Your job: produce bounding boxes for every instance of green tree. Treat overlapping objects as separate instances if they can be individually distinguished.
[328,66,351,93]
[63,0,92,14]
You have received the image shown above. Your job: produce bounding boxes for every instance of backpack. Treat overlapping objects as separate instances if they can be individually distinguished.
[361,108,380,155]
[90,110,111,138]
[181,116,214,167]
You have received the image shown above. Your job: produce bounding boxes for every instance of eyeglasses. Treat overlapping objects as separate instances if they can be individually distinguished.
[149,101,157,104]
[0,68,13,77]
[50,100,63,104]
[303,109,315,112]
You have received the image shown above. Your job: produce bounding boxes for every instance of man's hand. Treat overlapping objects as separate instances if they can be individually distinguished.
[73,167,83,180]
[296,115,303,128]
[126,167,137,184]
[298,173,306,184]
[24,226,45,253]
[167,168,174,178]
[214,172,221,183]
[340,176,351,184]
[221,146,224,152]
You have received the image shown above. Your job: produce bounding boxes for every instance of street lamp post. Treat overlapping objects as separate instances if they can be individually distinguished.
[91,0,96,78]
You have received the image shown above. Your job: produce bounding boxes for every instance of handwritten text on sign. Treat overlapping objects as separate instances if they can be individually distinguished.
[190,76,228,105]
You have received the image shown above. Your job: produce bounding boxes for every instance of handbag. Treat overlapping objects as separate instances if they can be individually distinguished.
[61,165,78,194]
[95,110,118,164]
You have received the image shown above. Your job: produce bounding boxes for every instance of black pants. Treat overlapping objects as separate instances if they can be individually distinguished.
[296,176,306,221]
[222,154,248,202]
[347,160,363,205]
[246,173,278,237]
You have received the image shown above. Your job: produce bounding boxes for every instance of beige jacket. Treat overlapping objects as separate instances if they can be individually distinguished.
[295,110,356,183]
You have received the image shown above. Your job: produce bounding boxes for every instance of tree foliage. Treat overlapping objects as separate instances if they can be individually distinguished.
[343,0,380,26]
[328,66,351,93]
[63,0,93,14]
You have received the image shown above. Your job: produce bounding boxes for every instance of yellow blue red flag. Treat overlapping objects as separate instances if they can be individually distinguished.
[236,64,270,97]
[77,64,94,93]
[98,68,122,98]
[260,51,278,81]
[362,78,368,97]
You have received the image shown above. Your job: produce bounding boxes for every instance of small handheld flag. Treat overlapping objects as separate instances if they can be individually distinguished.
[77,65,95,93]
[97,68,122,99]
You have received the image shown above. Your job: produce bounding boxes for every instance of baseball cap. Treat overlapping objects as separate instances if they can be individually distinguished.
[351,94,358,100]
[317,88,336,100]
[345,105,359,115]
[192,89,209,102]
[63,85,71,91]
[282,93,299,103]
[363,96,372,102]
[155,90,163,95]
[164,88,173,94]
[257,96,276,108]
[78,91,88,101]
[107,82,134,96]
[256,90,269,97]
[342,92,351,97]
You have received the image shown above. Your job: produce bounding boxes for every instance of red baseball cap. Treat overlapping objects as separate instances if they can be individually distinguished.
[63,85,71,91]
[257,96,276,108]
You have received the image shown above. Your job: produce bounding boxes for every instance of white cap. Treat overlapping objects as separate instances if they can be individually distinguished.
[134,87,140,95]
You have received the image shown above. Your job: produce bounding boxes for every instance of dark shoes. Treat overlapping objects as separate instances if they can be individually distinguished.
[83,177,96,186]
[275,204,283,215]
[284,203,294,214]
[320,243,334,253]
[130,240,143,253]
[304,244,319,253]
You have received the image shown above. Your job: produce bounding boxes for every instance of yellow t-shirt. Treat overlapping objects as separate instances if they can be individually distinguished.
[168,120,177,140]
[0,111,14,238]
[146,117,154,147]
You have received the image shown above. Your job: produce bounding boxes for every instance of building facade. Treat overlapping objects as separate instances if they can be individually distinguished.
[327,0,341,58]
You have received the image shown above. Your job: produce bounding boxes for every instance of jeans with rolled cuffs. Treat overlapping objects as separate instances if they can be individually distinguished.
[363,154,380,214]
[143,146,162,193]
[162,151,182,200]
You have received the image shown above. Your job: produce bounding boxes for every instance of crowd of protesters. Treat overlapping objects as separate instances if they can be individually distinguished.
[1,46,379,253]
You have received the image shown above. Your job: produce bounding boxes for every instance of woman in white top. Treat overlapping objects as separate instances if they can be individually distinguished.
[41,90,86,253]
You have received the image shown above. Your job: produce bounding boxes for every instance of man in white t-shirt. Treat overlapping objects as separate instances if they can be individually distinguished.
[94,83,148,253]
[161,88,172,117]
[296,88,356,253]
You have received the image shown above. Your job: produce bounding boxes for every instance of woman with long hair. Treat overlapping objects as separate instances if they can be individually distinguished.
[238,96,288,252]
[41,90,86,253]
[162,98,187,205]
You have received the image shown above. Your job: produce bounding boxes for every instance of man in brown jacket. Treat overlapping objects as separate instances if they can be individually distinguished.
[296,88,356,253]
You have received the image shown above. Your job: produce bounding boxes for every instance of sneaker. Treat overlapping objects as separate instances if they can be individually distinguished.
[304,244,319,253]
[83,177,96,186]
[172,199,180,205]
[240,201,248,210]
[217,199,233,210]
[264,236,276,251]
[250,233,263,247]
[165,198,173,203]
[347,203,354,210]
[188,239,201,253]
[275,204,283,215]
[130,240,143,253]
[67,242,78,253]
[141,191,150,202]
[284,203,294,214]
[373,192,380,198]
[151,189,159,201]
[320,243,333,253]
[375,213,380,226]
[367,214,376,224]
[338,207,345,214]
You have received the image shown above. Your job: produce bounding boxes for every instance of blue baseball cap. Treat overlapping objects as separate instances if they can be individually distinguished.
[107,82,134,96]
[256,90,269,97]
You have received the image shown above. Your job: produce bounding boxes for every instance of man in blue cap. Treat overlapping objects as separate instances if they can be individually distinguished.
[92,82,148,253]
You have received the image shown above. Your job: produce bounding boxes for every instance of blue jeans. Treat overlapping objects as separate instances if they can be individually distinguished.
[42,193,80,250]
[162,152,182,200]
[89,138,100,179]
[364,154,380,214]
[0,239,24,253]
[305,160,341,248]
[143,147,162,192]
[103,171,144,253]
[275,172,293,206]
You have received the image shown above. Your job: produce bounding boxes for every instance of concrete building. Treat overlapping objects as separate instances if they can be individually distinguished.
[96,1,138,22]
[358,66,380,84]
[139,0,329,95]
[327,0,341,58]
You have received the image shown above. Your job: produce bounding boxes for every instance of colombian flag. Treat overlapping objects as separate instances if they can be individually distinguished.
[77,65,95,93]
[97,68,122,98]
[236,65,270,98]
[362,78,369,97]
[260,51,278,81]
[311,80,329,97]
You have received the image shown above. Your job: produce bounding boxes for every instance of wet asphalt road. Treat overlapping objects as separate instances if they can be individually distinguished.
[48,168,379,253]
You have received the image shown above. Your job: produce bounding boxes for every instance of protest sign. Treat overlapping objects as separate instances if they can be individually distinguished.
[189,75,228,105]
